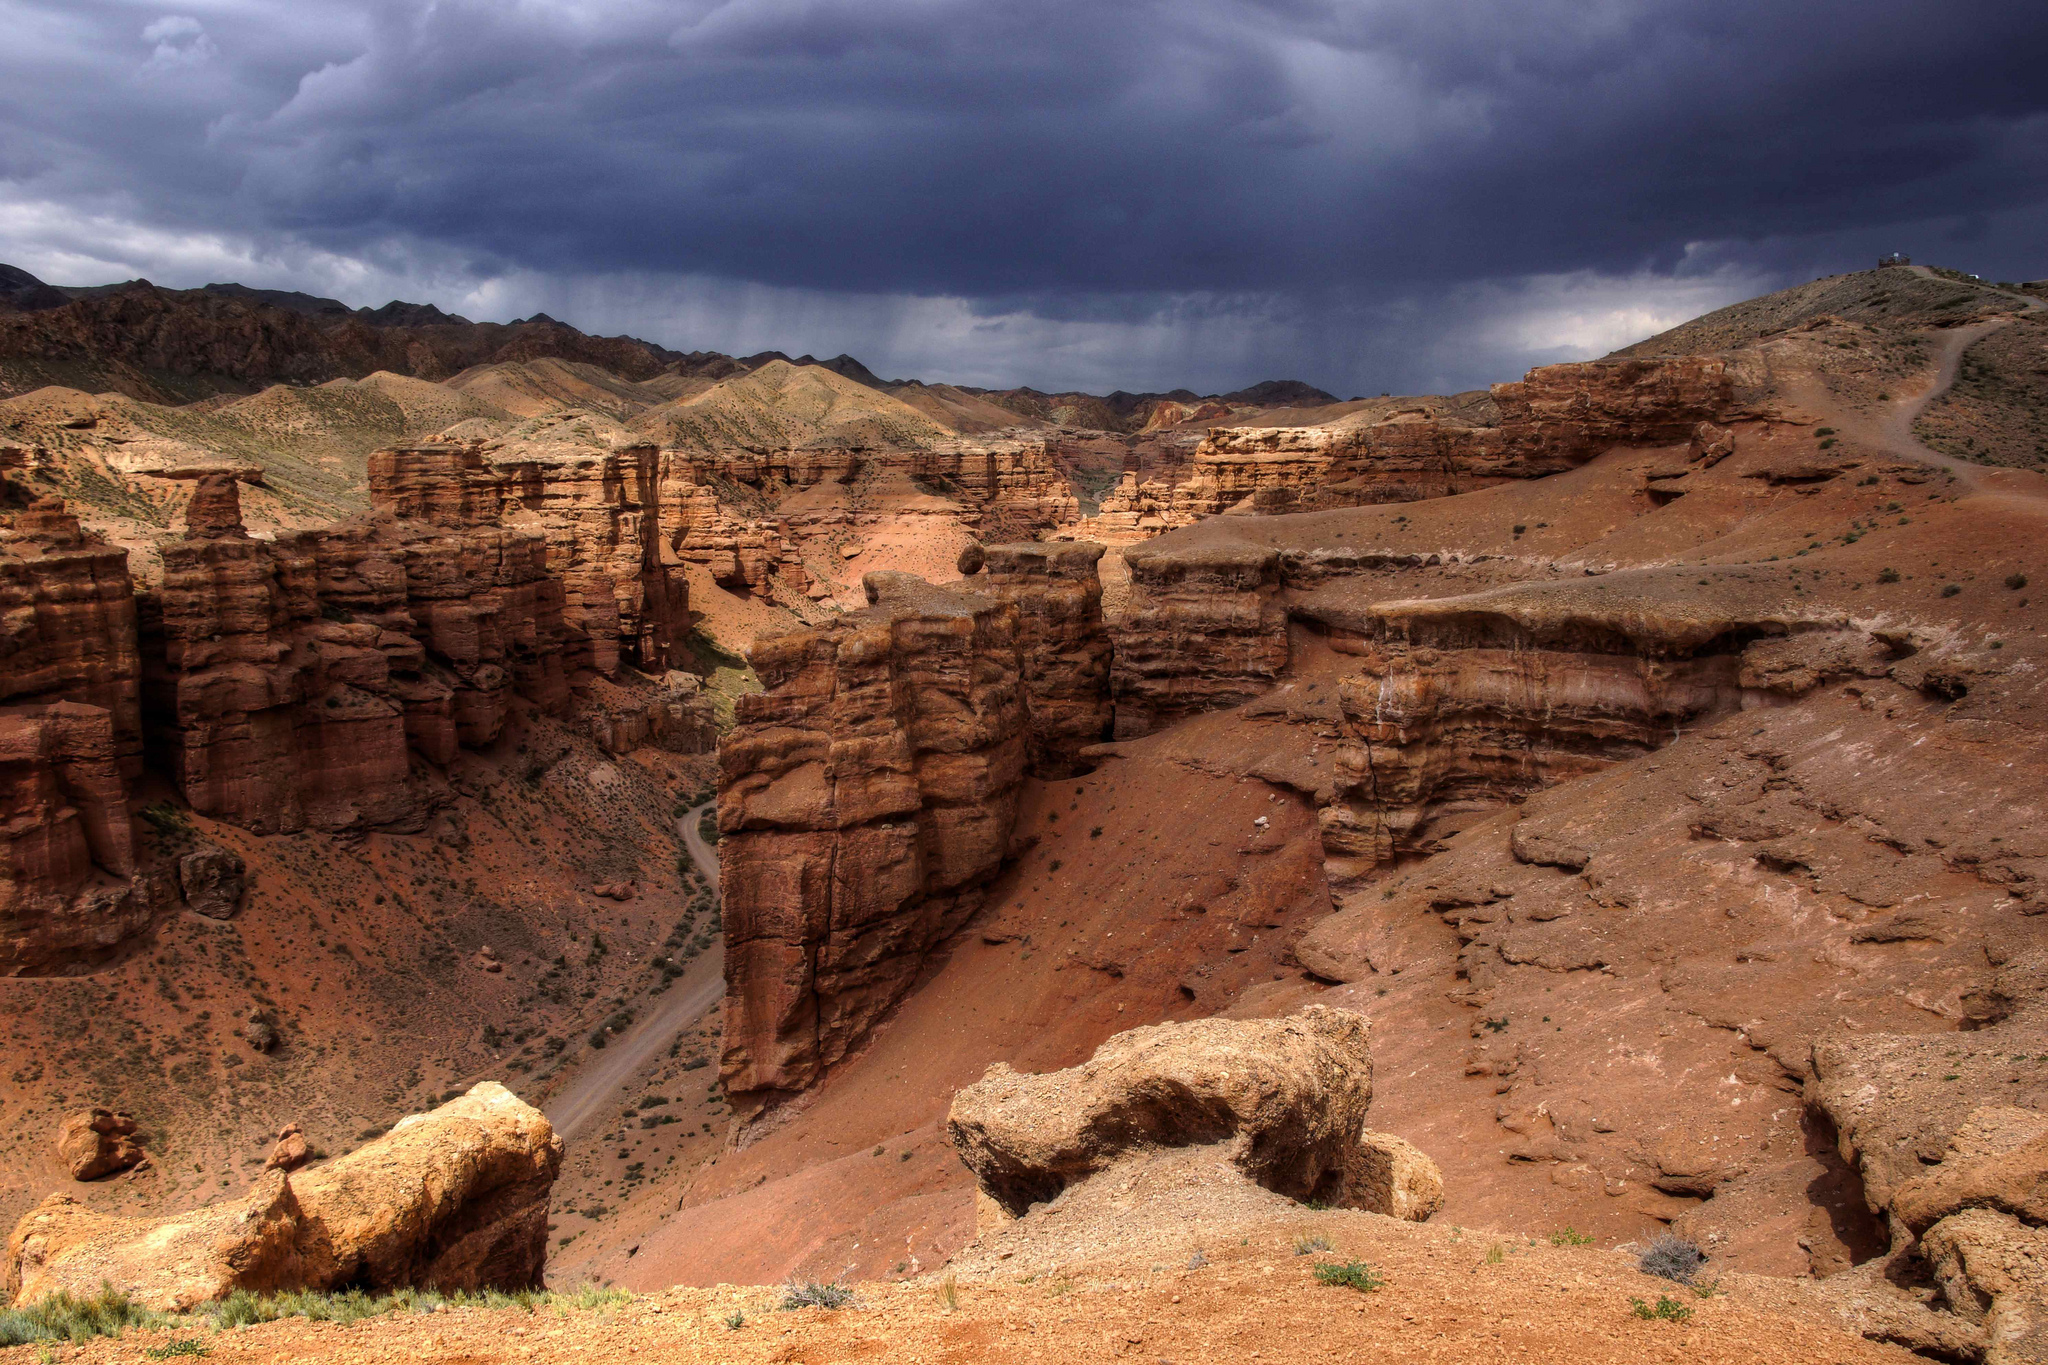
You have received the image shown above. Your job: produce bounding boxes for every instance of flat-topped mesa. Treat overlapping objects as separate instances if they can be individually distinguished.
[368,437,683,674]
[1299,574,1895,879]
[1111,540,1288,739]
[1152,355,1750,530]
[957,542,1113,776]
[717,575,1030,1109]
[0,477,152,973]
[914,436,1082,539]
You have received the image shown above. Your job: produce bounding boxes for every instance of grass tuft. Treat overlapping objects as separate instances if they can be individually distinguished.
[1312,1260,1383,1292]
[0,1286,161,1347]
[779,1280,857,1312]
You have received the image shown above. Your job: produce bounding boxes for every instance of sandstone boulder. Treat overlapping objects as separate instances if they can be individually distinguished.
[3,1083,560,1308]
[947,1006,1386,1218]
[1350,1130,1446,1221]
[5,1173,304,1312]
[264,1123,311,1173]
[956,541,986,575]
[287,1081,561,1292]
[55,1109,144,1181]
[177,846,247,920]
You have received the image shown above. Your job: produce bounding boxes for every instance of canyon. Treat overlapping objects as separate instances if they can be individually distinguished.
[3,262,2048,1365]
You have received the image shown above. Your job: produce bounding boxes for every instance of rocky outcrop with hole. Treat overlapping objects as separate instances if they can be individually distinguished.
[947,1006,1439,1221]
[717,576,1030,1106]
[3,1083,562,1311]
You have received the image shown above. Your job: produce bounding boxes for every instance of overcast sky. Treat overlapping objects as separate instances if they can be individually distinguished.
[2,0,2043,395]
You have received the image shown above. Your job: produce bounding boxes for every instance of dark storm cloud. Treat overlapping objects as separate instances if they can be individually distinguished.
[0,0,2044,391]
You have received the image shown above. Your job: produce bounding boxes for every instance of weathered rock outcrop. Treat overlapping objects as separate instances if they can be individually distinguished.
[141,444,691,829]
[1112,541,1288,738]
[947,1006,1439,1221]
[1103,355,1756,537]
[654,423,1081,599]
[0,463,154,972]
[1303,578,1893,876]
[373,432,685,674]
[143,472,425,834]
[956,542,1113,776]
[717,577,1029,1105]
[4,1083,561,1311]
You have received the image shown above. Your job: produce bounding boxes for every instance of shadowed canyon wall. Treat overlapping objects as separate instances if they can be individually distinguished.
[716,546,1114,1108]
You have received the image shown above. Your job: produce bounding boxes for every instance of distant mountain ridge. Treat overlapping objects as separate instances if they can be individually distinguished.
[0,262,1334,424]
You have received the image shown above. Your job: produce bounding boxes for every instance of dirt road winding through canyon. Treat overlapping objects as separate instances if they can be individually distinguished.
[544,800,724,1143]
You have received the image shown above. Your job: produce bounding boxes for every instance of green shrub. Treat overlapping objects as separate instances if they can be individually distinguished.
[1630,1294,1693,1322]
[1878,567,1901,583]
[1549,1226,1595,1246]
[1312,1260,1382,1292]
[145,1340,211,1359]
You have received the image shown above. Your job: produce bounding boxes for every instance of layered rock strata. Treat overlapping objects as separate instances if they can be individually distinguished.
[1112,540,1289,738]
[373,437,684,673]
[657,435,1079,596]
[4,1083,562,1310]
[146,473,424,833]
[957,542,1113,776]
[0,467,151,972]
[717,576,1029,1105]
[1303,579,1894,877]
[1108,356,1754,535]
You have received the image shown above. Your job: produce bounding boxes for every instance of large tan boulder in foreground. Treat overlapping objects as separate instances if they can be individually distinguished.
[4,1083,561,1311]
[5,1173,305,1312]
[948,1006,1437,1221]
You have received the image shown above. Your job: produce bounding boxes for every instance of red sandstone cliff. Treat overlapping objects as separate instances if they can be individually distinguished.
[0,467,153,972]
[717,576,1031,1106]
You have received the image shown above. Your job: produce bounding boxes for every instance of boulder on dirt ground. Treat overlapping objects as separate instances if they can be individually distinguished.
[1349,1130,1445,1221]
[55,1109,145,1181]
[3,1083,561,1308]
[947,1005,1383,1218]
[956,541,986,575]
[5,1172,304,1312]
[178,845,247,919]
[243,1012,278,1053]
